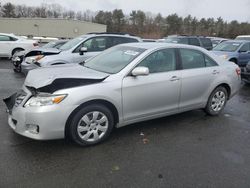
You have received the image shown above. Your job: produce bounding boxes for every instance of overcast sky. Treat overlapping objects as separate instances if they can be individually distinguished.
[2,0,250,22]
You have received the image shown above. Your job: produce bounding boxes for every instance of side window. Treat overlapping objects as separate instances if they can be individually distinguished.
[205,55,218,67]
[180,49,206,69]
[9,36,18,41]
[189,38,200,46]
[0,35,11,41]
[200,38,212,49]
[137,49,176,73]
[112,37,138,47]
[239,43,250,52]
[74,37,107,53]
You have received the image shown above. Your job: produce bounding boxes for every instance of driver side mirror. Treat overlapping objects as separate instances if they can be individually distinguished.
[131,66,149,76]
[79,47,88,55]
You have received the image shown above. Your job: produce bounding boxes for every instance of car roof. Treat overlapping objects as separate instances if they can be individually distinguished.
[119,42,204,50]
[236,35,250,37]
[78,33,141,40]
[224,40,249,43]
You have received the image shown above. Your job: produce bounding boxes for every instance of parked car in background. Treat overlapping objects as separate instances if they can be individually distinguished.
[212,40,250,67]
[241,60,250,83]
[142,39,157,42]
[207,37,228,47]
[12,40,69,73]
[235,35,250,41]
[163,35,213,50]
[4,43,241,146]
[21,33,142,74]
[0,33,38,58]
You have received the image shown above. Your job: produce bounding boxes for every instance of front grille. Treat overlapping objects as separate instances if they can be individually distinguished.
[14,90,27,107]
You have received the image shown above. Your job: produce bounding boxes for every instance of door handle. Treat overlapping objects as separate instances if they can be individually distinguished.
[170,76,180,81]
[212,70,220,75]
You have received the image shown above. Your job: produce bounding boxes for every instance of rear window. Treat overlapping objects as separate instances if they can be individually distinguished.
[188,38,200,46]
[199,38,213,50]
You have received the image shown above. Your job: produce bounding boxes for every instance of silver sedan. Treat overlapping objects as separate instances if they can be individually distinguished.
[4,43,241,146]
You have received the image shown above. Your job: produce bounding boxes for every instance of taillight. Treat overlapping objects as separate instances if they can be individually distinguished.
[33,43,39,47]
[236,67,241,76]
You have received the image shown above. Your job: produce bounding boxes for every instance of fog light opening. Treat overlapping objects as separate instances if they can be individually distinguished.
[26,124,39,134]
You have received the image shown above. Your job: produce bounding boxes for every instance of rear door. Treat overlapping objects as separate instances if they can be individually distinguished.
[0,35,14,57]
[122,48,181,121]
[178,48,219,110]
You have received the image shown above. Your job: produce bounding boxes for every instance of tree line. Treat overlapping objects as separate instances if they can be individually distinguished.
[0,2,250,39]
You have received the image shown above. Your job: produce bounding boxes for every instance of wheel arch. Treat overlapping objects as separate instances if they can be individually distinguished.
[12,47,25,56]
[214,83,231,99]
[65,99,119,138]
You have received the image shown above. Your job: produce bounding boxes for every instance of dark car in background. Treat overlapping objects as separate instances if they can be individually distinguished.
[163,35,213,50]
[12,40,68,73]
[241,60,250,83]
[212,40,250,67]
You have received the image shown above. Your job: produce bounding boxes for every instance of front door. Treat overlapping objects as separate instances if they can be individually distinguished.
[122,48,181,121]
[72,36,108,63]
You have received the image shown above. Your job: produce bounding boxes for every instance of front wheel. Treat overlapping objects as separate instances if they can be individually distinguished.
[68,104,114,146]
[205,86,228,116]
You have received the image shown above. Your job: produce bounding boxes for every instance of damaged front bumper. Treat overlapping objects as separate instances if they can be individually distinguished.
[3,86,75,140]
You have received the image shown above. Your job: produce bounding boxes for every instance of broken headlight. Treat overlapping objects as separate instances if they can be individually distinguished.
[24,94,67,107]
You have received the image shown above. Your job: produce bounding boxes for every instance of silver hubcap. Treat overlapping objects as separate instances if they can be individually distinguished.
[211,91,226,112]
[77,111,109,142]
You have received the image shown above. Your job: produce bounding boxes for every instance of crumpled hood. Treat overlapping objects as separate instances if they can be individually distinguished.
[28,47,61,54]
[25,64,109,89]
[25,48,61,57]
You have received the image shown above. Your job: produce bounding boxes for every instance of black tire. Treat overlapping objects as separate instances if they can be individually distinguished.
[229,58,237,64]
[13,65,22,73]
[205,86,228,116]
[68,104,114,146]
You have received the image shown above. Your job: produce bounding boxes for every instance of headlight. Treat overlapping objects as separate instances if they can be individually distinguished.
[26,55,44,64]
[220,54,228,59]
[24,94,67,107]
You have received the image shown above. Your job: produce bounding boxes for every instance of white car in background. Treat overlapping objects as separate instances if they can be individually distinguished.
[0,33,38,58]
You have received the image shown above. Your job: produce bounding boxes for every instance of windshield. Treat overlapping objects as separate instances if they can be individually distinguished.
[84,46,145,74]
[213,42,242,52]
[43,41,58,48]
[59,36,86,51]
[164,37,188,44]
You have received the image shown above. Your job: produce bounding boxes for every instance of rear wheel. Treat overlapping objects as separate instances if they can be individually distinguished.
[205,86,228,116]
[68,104,114,146]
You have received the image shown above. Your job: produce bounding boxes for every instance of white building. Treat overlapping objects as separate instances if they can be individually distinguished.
[0,18,107,38]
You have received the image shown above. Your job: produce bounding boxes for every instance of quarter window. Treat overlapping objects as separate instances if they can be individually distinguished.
[205,55,218,67]
[137,49,176,73]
